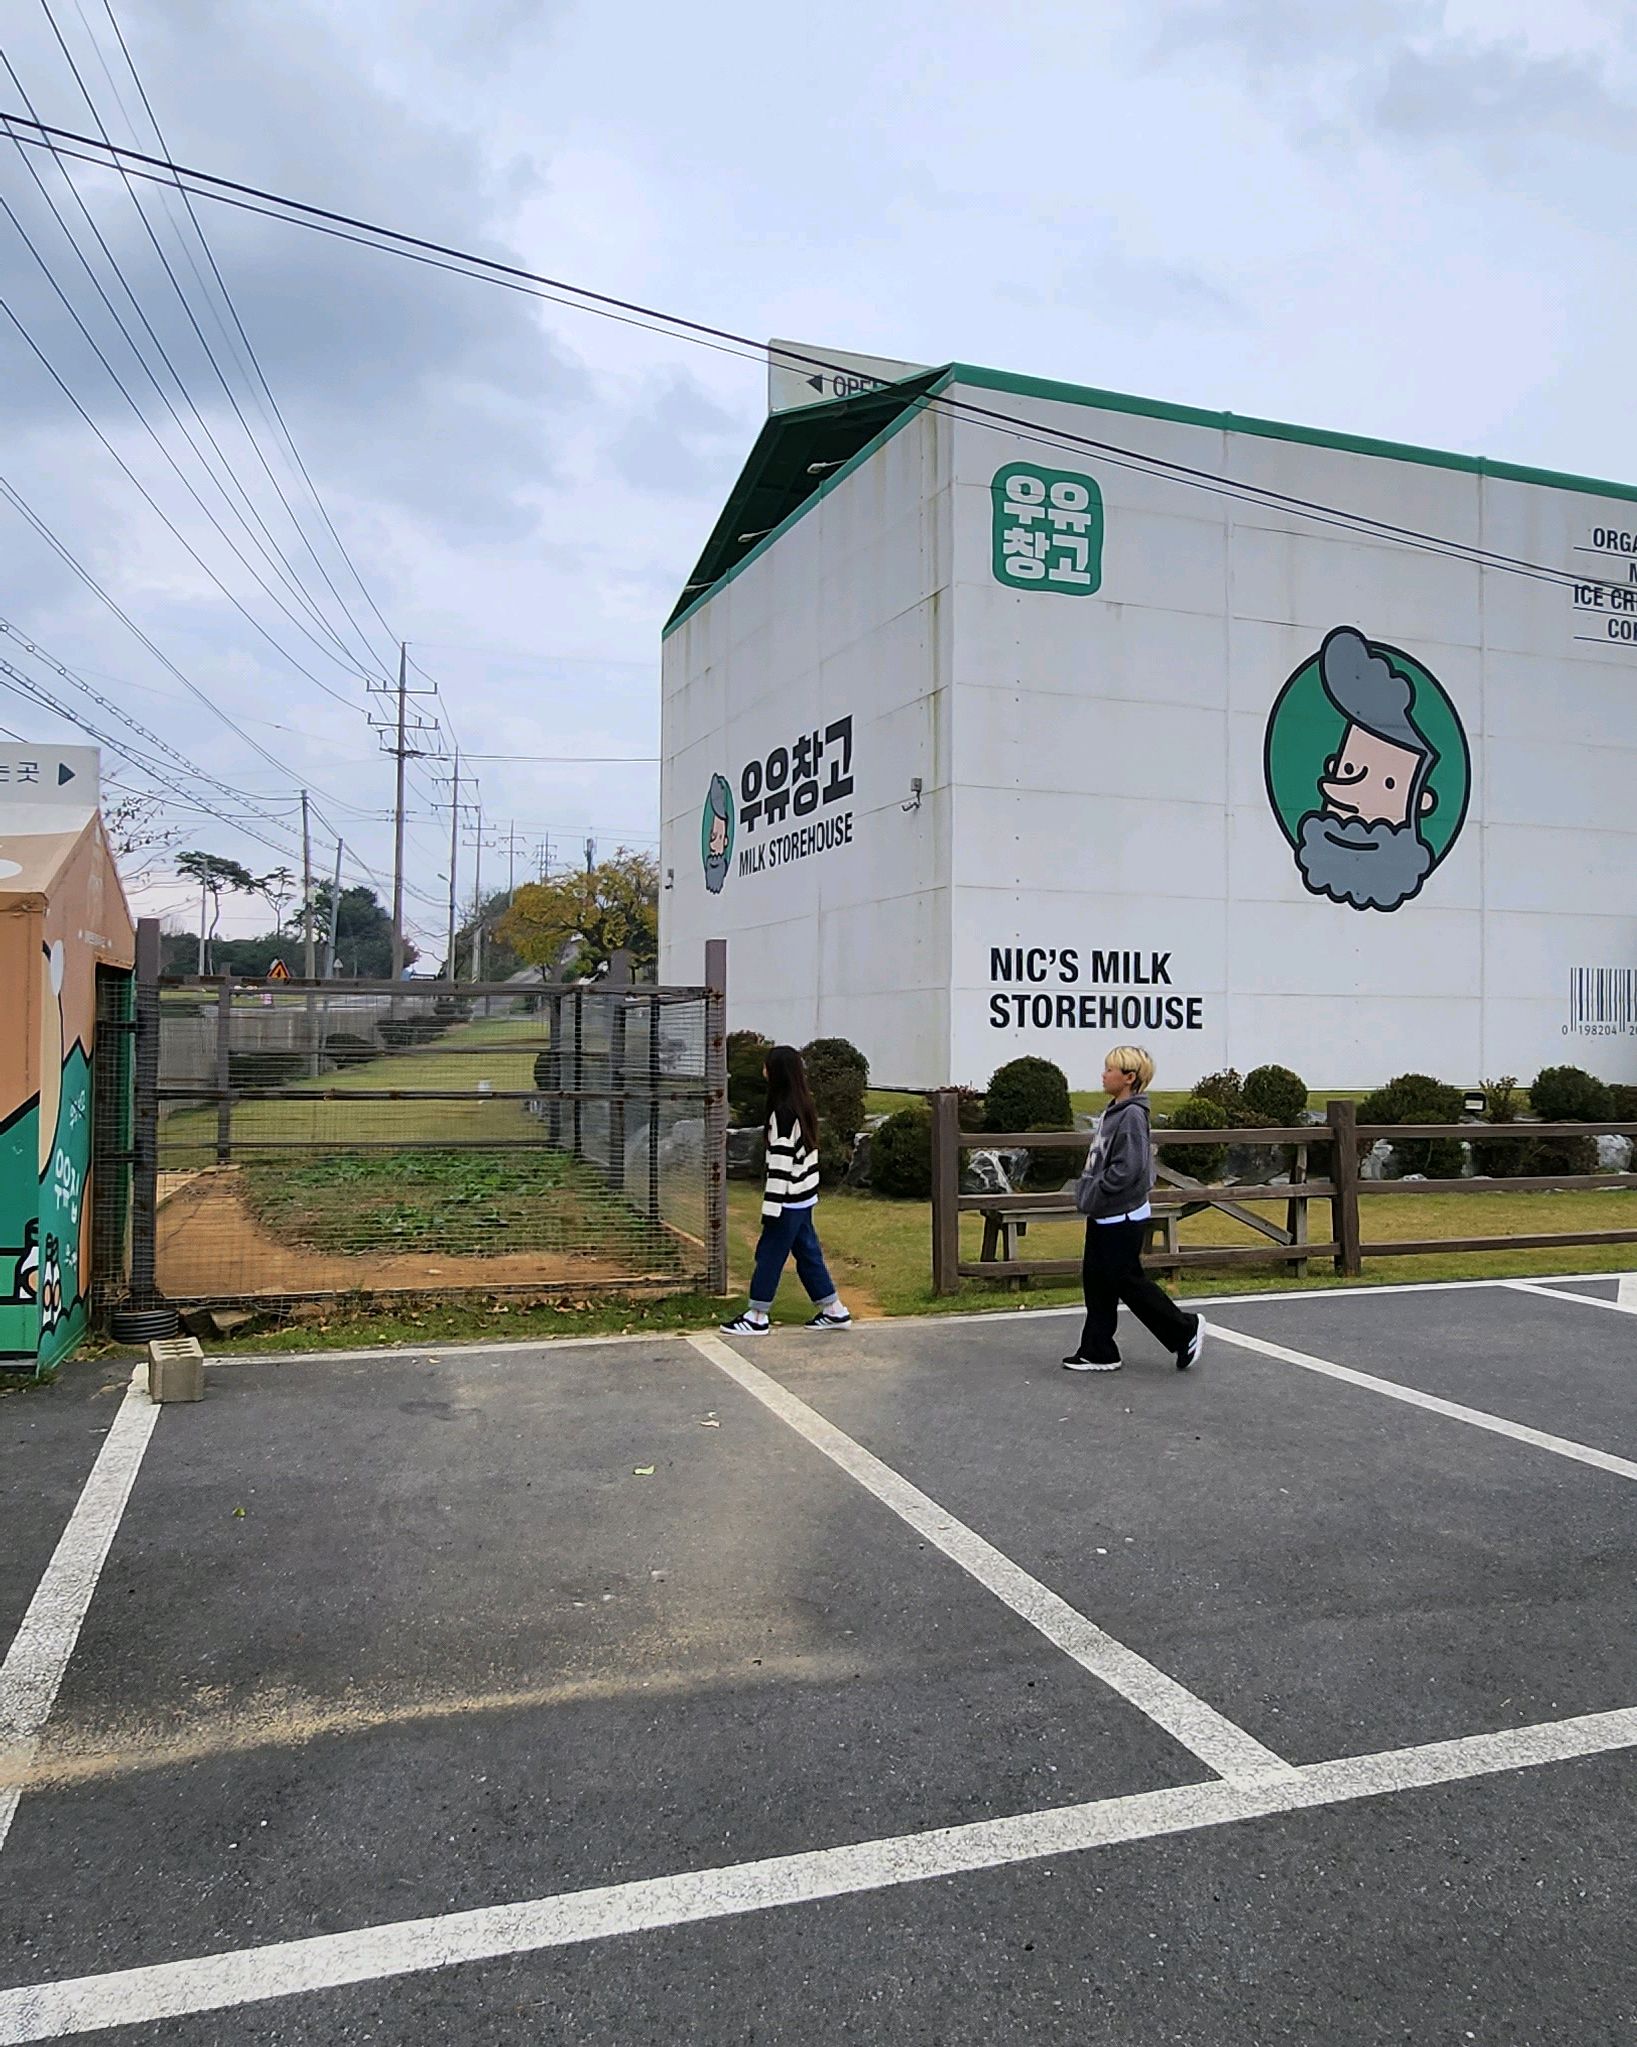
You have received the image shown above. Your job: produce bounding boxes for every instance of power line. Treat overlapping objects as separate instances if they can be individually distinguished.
[0,113,1623,607]
[33,1,397,684]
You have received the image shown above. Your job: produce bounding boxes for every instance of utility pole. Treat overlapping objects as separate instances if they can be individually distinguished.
[369,643,437,987]
[445,747,460,980]
[507,819,519,899]
[584,835,595,874]
[321,837,343,978]
[472,808,484,984]
[390,644,407,982]
[196,880,207,975]
[300,790,316,980]
[538,834,550,881]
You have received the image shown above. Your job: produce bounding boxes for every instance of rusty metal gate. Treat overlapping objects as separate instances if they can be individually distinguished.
[110,923,726,1319]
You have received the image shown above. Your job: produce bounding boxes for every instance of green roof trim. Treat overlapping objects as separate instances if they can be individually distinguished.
[665,358,1637,637]
[663,370,950,638]
[948,362,1637,508]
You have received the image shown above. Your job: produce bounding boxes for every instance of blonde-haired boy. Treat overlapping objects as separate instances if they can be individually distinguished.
[1064,1046,1206,1375]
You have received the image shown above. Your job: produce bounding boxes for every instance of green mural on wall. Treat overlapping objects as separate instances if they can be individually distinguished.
[0,1098,41,1361]
[990,461,1104,594]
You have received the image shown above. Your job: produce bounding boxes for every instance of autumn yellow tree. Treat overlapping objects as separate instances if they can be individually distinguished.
[495,849,659,980]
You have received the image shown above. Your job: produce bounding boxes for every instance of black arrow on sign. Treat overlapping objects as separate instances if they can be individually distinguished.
[807,374,825,392]
[57,762,74,785]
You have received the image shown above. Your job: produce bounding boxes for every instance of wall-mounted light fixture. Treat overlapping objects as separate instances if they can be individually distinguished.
[664,866,675,891]
[902,776,923,813]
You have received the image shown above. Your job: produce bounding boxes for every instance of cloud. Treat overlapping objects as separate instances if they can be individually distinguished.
[605,370,747,496]
[1371,37,1637,152]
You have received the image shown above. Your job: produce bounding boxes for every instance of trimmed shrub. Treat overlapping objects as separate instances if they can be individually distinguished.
[1529,1064,1614,1124]
[1157,1094,1229,1181]
[803,1036,869,1146]
[1470,1075,1530,1179]
[1191,1069,1247,1120]
[228,1048,305,1093]
[871,1103,932,1198]
[1027,1122,1086,1191]
[1610,1083,1637,1123]
[321,1031,373,1070]
[1242,1064,1308,1128]
[1357,1072,1465,1179]
[726,1031,772,1126]
[1526,1065,1612,1181]
[984,1056,1072,1138]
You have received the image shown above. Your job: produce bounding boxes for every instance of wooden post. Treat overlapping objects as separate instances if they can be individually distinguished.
[704,940,728,1295]
[1287,1140,1310,1279]
[1327,1100,1361,1277]
[571,990,584,1160]
[129,918,162,1310]
[215,975,235,1166]
[647,993,662,1226]
[931,1088,961,1296]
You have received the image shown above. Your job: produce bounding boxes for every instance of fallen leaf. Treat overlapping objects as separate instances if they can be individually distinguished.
[232,1506,246,1518]
[697,1418,721,1429]
[633,1464,655,1477]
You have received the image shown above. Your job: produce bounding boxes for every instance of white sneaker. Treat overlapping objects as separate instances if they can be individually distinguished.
[1177,1316,1206,1371]
[1063,1353,1122,1373]
[720,1313,770,1336]
[805,1309,852,1330]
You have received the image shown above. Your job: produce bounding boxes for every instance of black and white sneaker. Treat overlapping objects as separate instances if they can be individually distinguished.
[805,1309,852,1330]
[720,1313,770,1336]
[1063,1353,1122,1373]
[1176,1316,1206,1371]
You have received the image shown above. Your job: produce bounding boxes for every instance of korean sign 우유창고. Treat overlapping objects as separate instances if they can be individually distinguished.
[703,714,858,888]
[990,462,1104,594]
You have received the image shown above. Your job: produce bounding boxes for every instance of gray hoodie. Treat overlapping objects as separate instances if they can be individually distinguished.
[1077,1093,1154,1220]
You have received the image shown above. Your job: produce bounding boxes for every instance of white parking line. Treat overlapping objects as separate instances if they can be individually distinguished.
[1,1702,1631,2043]
[0,1367,157,1858]
[1206,1324,1637,1481]
[687,1332,1293,1788]
[1504,1280,1637,1318]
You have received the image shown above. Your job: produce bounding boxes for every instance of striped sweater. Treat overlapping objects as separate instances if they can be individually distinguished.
[763,1114,821,1219]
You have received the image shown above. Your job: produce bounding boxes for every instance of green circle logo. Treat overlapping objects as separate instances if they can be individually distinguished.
[1263,627,1470,913]
[701,773,734,894]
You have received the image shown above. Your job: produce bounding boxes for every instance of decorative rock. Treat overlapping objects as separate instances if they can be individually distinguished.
[844,1131,873,1188]
[1596,1133,1633,1171]
[1358,1139,1397,1182]
[960,1150,1012,1197]
[726,1126,765,1180]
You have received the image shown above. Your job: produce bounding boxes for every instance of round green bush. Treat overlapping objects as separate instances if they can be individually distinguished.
[802,1036,869,1142]
[955,1088,988,1132]
[1157,1094,1228,1181]
[984,1056,1071,1137]
[1242,1063,1308,1127]
[1529,1065,1614,1124]
[321,1032,374,1070]
[870,1104,932,1199]
[1190,1069,1246,1120]
[1356,1072,1465,1178]
[228,1047,306,1092]
[1525,1133,1599,1181]
[1470,1075,1529,1178]
[1610,1083,1637,1123]
[726,1031,773,1125]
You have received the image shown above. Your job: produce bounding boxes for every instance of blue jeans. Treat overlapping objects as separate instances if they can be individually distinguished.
[749,1206,837,1312]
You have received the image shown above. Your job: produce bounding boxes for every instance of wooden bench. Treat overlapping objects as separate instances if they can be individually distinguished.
[972,1151,1314,1284]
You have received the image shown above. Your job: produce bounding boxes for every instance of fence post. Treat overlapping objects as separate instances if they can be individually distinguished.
[128,918,161,1311]
[647,993,662,1226]
[571,990,584,1160]
[1327,1099,1361,1277]
[215,974,235,1165]
[547,994,563,1148]
[607,951,630,1193]
[705,939,728,1295]
[931,1088,961,1296]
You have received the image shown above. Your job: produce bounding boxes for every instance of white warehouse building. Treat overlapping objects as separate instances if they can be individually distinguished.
[659,348,1637,1093]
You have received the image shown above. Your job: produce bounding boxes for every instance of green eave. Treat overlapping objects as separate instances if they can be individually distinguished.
[663,369,948,635]
[665,359,1637,638]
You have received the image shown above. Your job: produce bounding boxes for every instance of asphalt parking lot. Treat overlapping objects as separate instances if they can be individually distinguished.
[1,1272,1633,2043]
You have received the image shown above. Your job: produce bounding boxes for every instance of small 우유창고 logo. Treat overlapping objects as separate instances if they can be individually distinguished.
[1263,628,1470,914]
[701,773,734,894]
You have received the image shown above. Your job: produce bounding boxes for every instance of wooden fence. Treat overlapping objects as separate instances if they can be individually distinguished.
[928,1093,1637,1295]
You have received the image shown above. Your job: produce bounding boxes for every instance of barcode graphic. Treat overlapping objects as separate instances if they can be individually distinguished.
[1568,967,1637,1030]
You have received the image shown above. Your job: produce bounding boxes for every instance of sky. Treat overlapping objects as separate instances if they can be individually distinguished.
[0,0,1632,957]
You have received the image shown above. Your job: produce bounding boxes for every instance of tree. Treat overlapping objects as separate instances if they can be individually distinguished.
[255,867,299,930]
[103,793,179,885]
[175,851,260,973]
[447,888,523,982]
[496,851,659,981]
[299,883,415,979]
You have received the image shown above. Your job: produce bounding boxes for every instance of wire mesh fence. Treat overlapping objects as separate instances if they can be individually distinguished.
[130,952,726,1312]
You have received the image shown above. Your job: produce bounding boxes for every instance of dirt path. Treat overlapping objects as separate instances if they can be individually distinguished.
[156,1170,666,1296]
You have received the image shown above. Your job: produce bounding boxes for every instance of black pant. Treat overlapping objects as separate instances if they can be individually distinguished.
[1077,1219,1195,1363]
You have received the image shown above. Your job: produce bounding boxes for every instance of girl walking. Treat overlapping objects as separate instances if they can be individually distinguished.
[720,1045,852,1336]
[1064,1045,1205,1374]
